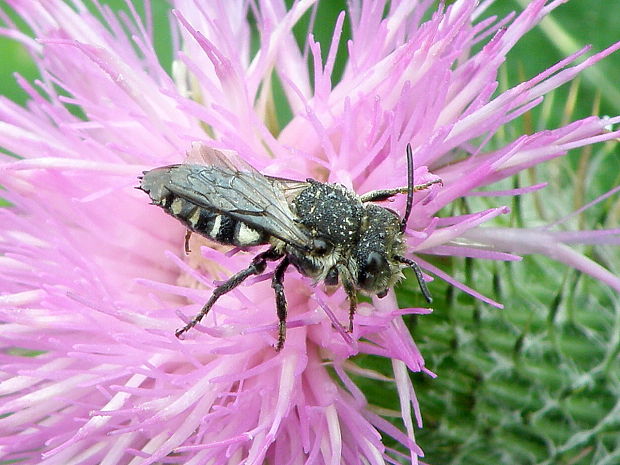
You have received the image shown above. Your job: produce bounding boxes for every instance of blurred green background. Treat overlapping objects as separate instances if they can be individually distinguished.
[1,1,619,464]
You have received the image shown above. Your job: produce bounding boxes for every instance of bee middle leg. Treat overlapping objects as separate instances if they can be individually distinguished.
[272,256,290,351]
[175,247,284,339]
[343,279,358,333]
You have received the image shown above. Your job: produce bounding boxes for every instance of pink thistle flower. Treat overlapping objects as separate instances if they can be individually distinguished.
[0,1,618,464]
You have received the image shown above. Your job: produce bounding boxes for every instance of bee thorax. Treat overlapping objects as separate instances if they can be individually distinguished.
[292,181,365,244]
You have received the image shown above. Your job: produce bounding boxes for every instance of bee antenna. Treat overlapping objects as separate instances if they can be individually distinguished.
[394,254,433,303]
[401,143,414,232]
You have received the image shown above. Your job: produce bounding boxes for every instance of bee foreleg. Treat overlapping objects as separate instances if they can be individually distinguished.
[395,255,433,303]
[175,247,284,339]
[360,179,442,203]
[272,256,290,351]
[360,187,407,202]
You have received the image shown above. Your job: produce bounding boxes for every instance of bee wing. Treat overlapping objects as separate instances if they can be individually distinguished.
[144,144,313,250]
[185,142,257,173]
[264,175,312,202]
[187,144,311,195]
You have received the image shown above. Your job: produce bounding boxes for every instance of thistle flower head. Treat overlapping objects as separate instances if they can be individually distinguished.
[0,1,618,464]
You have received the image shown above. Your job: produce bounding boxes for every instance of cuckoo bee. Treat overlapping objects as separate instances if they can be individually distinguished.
[139,143,440,350]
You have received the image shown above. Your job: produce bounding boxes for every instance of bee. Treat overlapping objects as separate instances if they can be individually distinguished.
[139,143,440,350]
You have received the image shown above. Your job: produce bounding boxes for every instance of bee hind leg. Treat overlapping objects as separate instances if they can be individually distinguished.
[175,247,284,339]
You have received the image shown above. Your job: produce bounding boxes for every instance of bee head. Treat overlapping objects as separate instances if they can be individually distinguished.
[354,144,434,303]
[354,204,404,296]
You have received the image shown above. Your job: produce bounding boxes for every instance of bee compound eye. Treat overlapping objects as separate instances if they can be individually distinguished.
[365,251,386,274]
[359,251,387,288]
[312,238,331,255]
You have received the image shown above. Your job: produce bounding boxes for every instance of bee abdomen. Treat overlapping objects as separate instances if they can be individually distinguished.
[158,194,268,248]
[140,167,270,247]
[232,221,268,247]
